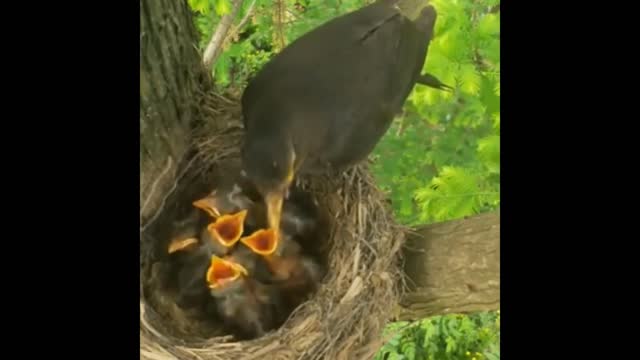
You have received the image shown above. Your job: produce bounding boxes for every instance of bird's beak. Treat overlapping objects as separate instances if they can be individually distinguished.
[192,194,221,218]
[261,150,295,236]
[265,191,284,235]
[167,237,199,254]
[240,228,278,256]
[206,255,248,289]
[208,209,248,247]
[265,163,294,234]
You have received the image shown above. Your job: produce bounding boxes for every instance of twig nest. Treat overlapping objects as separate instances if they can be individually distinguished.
[140,94,406,359]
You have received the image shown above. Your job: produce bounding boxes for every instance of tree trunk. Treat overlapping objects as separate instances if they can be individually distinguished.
[396,211,500,320]
[140,0,209,224]
[139,0,500,319]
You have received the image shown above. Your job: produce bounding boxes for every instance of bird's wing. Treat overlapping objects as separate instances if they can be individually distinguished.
[240,1,402,127]
[242,2,438,117]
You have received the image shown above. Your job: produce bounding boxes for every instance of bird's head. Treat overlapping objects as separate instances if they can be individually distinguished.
[240,228,279,256]
[206,210,248,248]
[242,135,296,235]
[206,255,249,290]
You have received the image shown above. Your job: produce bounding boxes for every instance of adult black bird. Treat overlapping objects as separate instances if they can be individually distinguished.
[241,0,449,233]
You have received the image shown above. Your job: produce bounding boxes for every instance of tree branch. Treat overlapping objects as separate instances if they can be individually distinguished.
[202,0,245,70]
[230,0,257,40]
[396,211,500,320]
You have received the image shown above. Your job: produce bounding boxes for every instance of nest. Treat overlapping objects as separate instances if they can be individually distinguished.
[140,93,408,360]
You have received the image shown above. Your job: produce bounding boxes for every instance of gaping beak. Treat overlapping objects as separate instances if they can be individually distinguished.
[240,228,278,256]
[207,209,248,247]
[168,237,199,254]
[206,255,249,289]
[192,193,221,218]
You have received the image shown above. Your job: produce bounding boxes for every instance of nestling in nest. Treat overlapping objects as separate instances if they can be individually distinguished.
[161,169,328,340]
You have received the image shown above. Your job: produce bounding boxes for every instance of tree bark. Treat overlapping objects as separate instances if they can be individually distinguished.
[140,0,209,224]
[396,211,500,320]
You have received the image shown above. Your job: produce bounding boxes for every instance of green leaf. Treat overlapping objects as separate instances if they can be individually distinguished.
[214,0,231,16]
[213,51,231,86]
[477,135,500,174]
[479,39,500,67]
[414,167,481,222]
[436,29,472,62]
[188,0,210,14]
[476,14,500,38]
[445,336,457,354]
[460,63,481,95]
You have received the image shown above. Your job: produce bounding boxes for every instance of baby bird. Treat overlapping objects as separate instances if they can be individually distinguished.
[192,184,253,219]
[192,175,324,240]
[168,209,248,257]
[193,184,268,236]
[225,244,275,284]
[191,165,264,220]
[280,187,321,237]
[240,229,325,312]
[165,209,248,309]
[201,209,249,254]
[206,255,286,340]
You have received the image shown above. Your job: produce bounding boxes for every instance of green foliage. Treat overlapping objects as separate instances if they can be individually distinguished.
[376,312,500,360]
[189,0,276,87]
[414,166,481,223]
[214,0,232,16]
[188,0,211,15]
[185,0,499,358]
[371,0,500,225]
[188,0,372,88]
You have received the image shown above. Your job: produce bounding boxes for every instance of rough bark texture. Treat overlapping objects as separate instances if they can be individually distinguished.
[397,211,500,320]
[140,0,208,224]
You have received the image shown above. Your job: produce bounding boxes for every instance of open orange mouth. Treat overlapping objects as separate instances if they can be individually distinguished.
[206,255,248,289]
[240,228,278,256]
[207,209,248,247]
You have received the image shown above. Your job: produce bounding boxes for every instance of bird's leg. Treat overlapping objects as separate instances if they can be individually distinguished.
[416,73,453,91]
